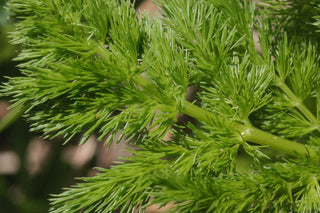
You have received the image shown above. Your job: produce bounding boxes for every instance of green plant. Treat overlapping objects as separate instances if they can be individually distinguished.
[3,0,320,212]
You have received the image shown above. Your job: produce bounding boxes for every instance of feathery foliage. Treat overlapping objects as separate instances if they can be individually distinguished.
[3,0,320,212]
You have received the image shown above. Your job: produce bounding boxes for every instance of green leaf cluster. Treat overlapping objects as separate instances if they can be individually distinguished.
[3,0,320,212]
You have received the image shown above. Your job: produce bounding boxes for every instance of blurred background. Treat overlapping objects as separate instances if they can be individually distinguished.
[0,0,163,212]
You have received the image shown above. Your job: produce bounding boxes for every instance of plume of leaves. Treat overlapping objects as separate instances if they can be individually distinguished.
[2,0,320,212]
[3,0,188,143]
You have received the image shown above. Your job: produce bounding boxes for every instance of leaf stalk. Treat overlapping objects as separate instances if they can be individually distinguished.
[276,80,319,128]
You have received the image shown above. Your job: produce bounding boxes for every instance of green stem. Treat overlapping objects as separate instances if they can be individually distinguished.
[95,44,111,60]
[242,127,317,158]
[0,104,23,133]
[122,70,319,158]
[132,74,154,90]
[181,101,318,158]
[276,80,319,127]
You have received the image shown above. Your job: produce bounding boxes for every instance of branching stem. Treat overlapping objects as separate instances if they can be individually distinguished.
[133,74,318,158]
[182,101,318,158]
[276,80,319,130]
[242,126,318,157]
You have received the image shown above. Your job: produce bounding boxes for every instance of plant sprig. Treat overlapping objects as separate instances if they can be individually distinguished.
[3,0,320,212]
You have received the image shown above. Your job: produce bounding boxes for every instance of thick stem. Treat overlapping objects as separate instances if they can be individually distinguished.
[242,127,317,157]
[181,101,318,158]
